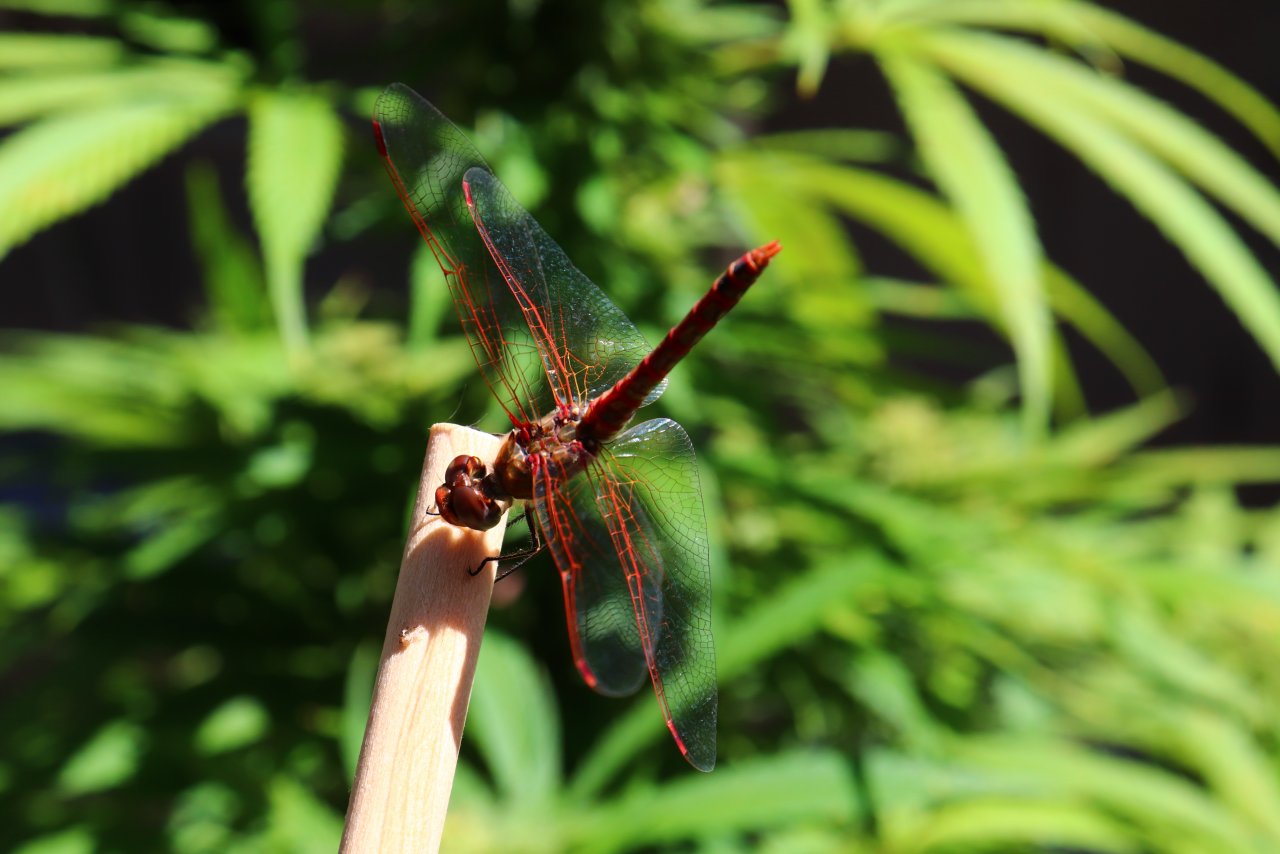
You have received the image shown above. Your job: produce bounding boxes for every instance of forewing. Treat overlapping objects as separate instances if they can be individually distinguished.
[535,418,716,770]
[372,84,544,422]
[463,166,667,410]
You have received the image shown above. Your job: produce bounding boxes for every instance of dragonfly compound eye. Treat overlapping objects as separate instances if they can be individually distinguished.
[444,454,487,485]
[435,482,503,531]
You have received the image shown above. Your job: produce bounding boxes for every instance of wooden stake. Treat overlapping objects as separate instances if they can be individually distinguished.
[341,423,508,854]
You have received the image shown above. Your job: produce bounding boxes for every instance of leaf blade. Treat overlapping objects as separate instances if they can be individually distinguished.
[246,91,345,352]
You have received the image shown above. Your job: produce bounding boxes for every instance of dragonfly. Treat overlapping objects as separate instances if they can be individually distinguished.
[372,83,779,772]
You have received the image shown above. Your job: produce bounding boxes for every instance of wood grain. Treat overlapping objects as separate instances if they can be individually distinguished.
[341,423,508,854]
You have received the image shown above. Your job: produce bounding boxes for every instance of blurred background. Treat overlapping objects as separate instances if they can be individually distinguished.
[3,0,1280,851]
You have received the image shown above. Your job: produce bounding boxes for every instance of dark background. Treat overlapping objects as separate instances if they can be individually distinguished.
[4,0,1278,448]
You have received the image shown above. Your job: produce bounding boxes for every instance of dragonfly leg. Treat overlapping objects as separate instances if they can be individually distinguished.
[470,512,542,581]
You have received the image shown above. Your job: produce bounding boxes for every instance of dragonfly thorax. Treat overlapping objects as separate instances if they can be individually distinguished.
[493,406,598,500]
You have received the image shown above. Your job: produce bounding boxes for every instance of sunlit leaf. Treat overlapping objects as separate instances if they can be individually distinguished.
[186,161,271,332]
[341,641,378,785]
[576,751,858,852]
[468,630,561,807]
[57,721,144,794]
[881,51,1051,433]
[914,31,1280,250]
[895,0,1280,158]
[0,34,121,69]
[570,552,896,799]
[194,696,270,754]
[247,90,345,352]
[0,94,235,258]
[907,30,1280,374]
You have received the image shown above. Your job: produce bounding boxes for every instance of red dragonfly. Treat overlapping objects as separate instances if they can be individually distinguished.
[372,83,779,772]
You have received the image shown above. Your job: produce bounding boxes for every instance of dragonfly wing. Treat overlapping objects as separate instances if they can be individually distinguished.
[463,165,667,410]
[373,84,547,423]
[533,454,653,698]
[534,418,716,770]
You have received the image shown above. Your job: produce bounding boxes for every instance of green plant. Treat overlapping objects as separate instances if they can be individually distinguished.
[4,1,1280,852]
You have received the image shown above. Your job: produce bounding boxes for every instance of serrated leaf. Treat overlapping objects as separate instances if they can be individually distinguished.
[0,95,234,258]
[881,51,1051,434]
[247,91,345,352]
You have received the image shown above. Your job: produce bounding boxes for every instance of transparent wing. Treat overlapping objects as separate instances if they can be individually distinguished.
[463,162,667,411]
[533,417,716,770]
[373,83,544,423]
[533,452,654,698]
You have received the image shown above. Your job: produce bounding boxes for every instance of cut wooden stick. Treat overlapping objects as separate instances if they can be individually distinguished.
[341,423,508,854]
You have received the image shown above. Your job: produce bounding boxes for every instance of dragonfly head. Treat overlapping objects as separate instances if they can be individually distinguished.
[435,454,509,531]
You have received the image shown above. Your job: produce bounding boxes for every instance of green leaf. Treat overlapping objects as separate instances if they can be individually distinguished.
[259,776,344,852]
[862,277,979,320]
[881,51,1051,434]
[896,0,1280,159]
[1044,265,1166,396]
[0,34,120,69]
[722,151,1116,416]
[0,0,110,14]
[341,641,378,785]
[783,0,833,96]
[909,30,1280,375]
[753,128,904,163]
[1125,447,1280,487]
[467,630,561,807]
[0,334,190,446]
[575,751,858,853]
[12,828,96,854]
[0,95,234,258]
[120,10,218,54]
[407,241,452,349]
[186,161,271,332]
[915,30,1280,251]
[908,799,1140,853]
[569,552,895,800]
[194,696,270,754]
[0,59,245,127]
[954,738,1269,852]
[57,720,144,794]
[1050,390,1184,468]
[247,91,345,352]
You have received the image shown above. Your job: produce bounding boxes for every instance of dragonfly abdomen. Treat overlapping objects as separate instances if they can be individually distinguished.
[582,241,781,442]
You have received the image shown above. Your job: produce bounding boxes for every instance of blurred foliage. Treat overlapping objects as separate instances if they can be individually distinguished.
[3,0,1280,851]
